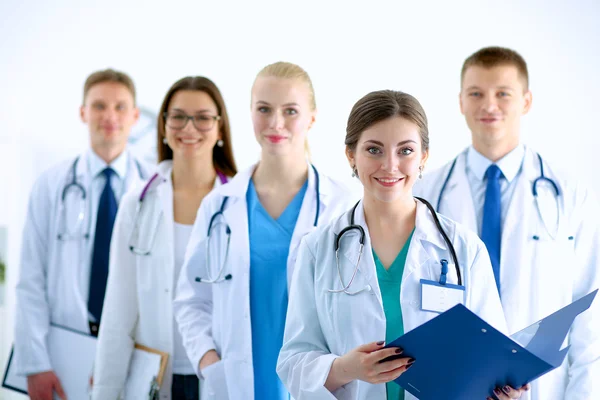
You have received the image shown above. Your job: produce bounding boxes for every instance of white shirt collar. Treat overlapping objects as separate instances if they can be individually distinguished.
[466,144,525,183]
[87,148,129,179]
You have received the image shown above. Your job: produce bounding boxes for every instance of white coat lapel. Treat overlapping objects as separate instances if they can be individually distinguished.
[438,151,478,233]
[157,169,175,290]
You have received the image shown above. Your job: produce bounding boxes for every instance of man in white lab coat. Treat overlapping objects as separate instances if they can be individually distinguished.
[414,47,600,400]
[14,69,150,400]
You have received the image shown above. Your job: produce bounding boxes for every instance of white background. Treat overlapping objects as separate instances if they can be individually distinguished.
[1,1,599,398]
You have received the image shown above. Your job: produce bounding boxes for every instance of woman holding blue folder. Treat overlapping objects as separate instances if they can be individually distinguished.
[277,90,529,400]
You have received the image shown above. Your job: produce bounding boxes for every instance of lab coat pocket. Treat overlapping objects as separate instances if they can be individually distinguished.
[201,359,229,400]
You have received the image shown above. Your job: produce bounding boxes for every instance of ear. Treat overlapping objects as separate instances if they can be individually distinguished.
[522,90,533,115]
[132,106,140,123]
[308,109,317,131]
[459,91,465,115]
[80,105,87,123]
[421,149,429,167]
[345,146,355,168]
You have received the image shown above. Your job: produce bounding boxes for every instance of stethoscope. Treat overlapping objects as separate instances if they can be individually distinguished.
[329,197,462,296]
[57,156,145,241]
[194,164,321,284]
[436,152,561,239]
[128,171,229,255]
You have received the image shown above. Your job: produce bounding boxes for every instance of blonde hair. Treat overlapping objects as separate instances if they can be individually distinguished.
[254,61,316,155]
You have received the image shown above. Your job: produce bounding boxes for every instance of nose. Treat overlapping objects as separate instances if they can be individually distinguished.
[381,152,399,172]
[482,95,499,113]
[268,111,285,131]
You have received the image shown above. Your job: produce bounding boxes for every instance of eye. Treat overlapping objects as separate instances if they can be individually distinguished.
[367,147,381,155]
[468,92,482,98]
[400,147,414,156]
[285,108,298,115]
[258,106,270,113]
[195,115,213,122]
[498,91,510,97]
[171,114,186,121]
[116,103,126,111]
[92,103,105,110]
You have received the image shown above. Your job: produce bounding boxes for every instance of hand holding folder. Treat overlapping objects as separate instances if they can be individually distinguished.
[384,289,598,400]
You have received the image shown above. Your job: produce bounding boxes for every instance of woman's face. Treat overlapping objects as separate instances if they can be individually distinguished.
[251,76,315,157]
[347,116,428,204]
[164,90,221,160]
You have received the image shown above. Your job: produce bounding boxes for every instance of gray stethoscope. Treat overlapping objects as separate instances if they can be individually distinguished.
[436,152,561,239]
[57,156,145,241]
[329,197,462,295]
[128,171,229,255]
[194,164,321,284]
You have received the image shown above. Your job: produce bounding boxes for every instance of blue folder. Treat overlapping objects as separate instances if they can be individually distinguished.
[385,289,598,399]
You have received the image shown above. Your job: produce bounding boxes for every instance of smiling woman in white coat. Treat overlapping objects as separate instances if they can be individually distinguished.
[173,62,359,400]
[277,90,530,400]
[91,76,237,400]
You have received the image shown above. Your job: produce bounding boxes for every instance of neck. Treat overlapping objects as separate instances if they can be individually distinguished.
[91,144,125,165]
[253,151,308,189]
[472,136,519,163]
[172,155,217,190]
[363,193,417,231]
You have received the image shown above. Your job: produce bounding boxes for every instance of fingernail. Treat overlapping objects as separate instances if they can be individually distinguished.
[405,363,413,370]
[395,348,403,354]
[494,388,502,396]
[376,341,385,346]
[407,358,415,364]
[503,386,511,394]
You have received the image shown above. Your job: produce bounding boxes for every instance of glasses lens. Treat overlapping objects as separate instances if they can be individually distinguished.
[193,115,216,131]
[166,112,187,129]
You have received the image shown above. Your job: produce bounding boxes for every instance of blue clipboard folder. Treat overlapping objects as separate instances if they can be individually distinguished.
[385,289,598,400]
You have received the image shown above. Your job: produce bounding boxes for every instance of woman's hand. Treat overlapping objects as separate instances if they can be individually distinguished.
[199,349,221,373]
[325,341,414,392]
[487,383,530,399]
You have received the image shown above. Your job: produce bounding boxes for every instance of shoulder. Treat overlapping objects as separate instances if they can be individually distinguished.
[302,210,349,254]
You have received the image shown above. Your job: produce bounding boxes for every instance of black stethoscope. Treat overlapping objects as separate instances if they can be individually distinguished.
[436,152,561,239]
[328,197,462,296]
[195,164,322,284]
[57,156,145,241]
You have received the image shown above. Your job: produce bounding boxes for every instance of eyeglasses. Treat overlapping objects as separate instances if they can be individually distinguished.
[164,112,221,131]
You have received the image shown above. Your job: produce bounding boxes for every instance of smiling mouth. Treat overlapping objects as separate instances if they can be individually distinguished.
[375,177,404,186]
[179,138,202,144]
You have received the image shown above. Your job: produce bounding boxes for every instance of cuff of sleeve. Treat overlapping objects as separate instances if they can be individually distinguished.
[191,339,217,379]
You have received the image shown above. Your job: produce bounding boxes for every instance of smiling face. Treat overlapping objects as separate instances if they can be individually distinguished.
[346,116,428,204]
[460,64,532,155]
[251,76,315,157]
[164,90,221,161]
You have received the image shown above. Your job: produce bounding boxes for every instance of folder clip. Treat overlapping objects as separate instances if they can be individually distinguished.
[148,377,160,400]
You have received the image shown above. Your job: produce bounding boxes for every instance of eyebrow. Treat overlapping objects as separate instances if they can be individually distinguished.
[364,139,417,146]
[170,107,215,113]
[256,100,299,107]
[465,85,515,91]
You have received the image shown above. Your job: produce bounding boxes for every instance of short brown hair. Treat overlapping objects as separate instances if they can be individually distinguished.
[345,90,429,153]
[157,76,237,177]
[461,46,529,90]
[83,68,136,104]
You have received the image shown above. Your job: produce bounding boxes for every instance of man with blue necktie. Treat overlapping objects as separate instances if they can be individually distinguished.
[414,47,600,400]
[14,69,151,400]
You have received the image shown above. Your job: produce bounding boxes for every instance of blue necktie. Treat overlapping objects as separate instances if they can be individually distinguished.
[88,167,118,323]
[481,164,503,296]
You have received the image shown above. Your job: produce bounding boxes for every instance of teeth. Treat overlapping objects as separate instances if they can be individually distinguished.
[180,139,199,144]
[377,178,399,183]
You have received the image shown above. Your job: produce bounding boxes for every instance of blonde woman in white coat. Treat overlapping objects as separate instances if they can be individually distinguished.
[92,76,237,400]
[174,62,359,400]
[277,90,529,400]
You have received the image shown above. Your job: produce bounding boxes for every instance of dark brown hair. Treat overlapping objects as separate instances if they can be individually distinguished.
[157,77,237,177]
[83,68,136,104]
[345,90,429,153]
[461,46,529,90]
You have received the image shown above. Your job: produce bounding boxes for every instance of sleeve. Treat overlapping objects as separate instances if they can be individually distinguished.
[564,185,600,400]
[466,241,509,335]
[173,196,216,378]
[276,238,355,400]
[14,174,53,375]
[91,195,139,399]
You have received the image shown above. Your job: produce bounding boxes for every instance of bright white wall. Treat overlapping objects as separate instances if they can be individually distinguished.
[1,0,599,398]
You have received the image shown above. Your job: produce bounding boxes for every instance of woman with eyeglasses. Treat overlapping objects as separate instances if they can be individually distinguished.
[173,62,359,400]
[92,76,237,400]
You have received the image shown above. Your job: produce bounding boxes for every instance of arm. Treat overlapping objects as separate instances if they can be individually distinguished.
[14,175,53,375]
[91,194,139,399]
[564,185,600,400]
[173,197,216,377]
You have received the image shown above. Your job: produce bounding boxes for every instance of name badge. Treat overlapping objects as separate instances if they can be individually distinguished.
[420,279,465,314]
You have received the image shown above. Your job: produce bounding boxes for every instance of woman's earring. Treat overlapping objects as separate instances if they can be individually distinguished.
[162,137,168,145]
[418,166,423,179]
[351,166,358,178]
[216,139,224,147]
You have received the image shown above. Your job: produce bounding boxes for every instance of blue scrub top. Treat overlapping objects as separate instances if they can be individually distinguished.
[247,178,308,400]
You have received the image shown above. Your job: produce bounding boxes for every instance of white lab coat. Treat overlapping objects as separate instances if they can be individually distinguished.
[92,160,227,399]
[413,146,600,400]
[276,200,507,400]
[14,150,150,376]
[173,163,359,400]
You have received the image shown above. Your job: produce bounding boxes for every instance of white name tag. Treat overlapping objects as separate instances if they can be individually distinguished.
[420,279,465,314]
